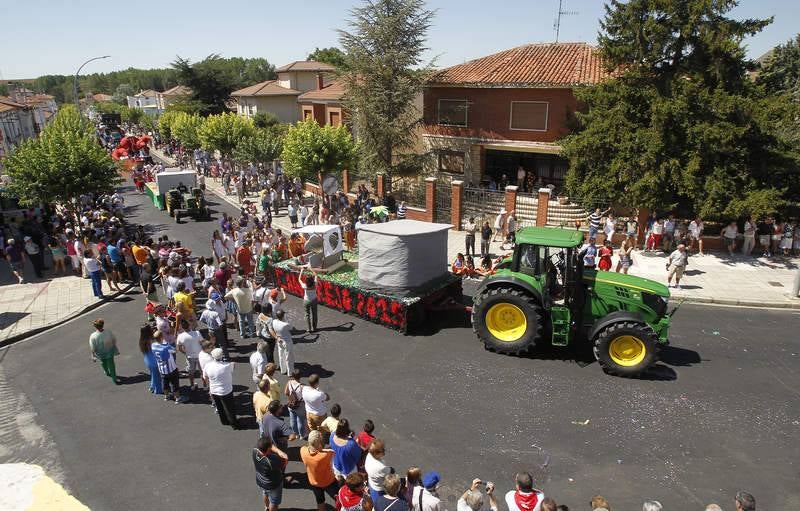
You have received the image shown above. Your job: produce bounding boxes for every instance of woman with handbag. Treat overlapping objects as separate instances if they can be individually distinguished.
[284,369,306,438]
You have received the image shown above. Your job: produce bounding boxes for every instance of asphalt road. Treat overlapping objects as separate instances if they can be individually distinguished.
[1,182,799,511]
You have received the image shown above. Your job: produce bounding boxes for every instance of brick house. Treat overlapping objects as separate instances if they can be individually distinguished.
[231,61,336,124]
[297,79,346,127]
[423,42,608,191]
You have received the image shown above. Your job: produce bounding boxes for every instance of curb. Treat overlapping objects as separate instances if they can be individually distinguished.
[0,284,136,349]
[668,293,800,310]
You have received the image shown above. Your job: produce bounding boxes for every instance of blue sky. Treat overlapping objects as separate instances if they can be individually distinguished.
[0,0,797,79]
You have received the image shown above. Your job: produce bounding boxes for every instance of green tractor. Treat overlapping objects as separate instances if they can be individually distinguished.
[472,227,674,377]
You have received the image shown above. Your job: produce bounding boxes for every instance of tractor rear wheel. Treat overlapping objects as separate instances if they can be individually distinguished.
[593,321,659,377]
[472,286,543,354]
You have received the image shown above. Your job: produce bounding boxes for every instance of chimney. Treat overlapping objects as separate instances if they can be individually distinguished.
[316,73,324,91]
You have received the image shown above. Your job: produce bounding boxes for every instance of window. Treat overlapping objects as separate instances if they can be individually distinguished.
[303,108,313,121]
[438,99,468,127]
[437,151,465,173]
[329,111,341,127]
[510,101,548,131]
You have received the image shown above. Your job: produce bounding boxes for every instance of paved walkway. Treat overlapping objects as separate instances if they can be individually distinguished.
[152,149,800,308]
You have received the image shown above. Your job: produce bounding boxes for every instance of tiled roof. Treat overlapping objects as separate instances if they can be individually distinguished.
[135,89,158,97]
[91,93,113,102]
[429,42,609,87]
[230,80,301,97]
[161,85,192,96]
[276,61,337,73]
[0,97,26,113]
[298,80,346,102]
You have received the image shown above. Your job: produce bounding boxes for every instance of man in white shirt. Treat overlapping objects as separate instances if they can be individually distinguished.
[504,472,544,511]
[365,439,393,502]
[270,309,294,375]
[742,216,756,256]
[492,209,506,242]
[249,340,270,386]
[176,320,203,390]
[412,472,442,511]
[688,217,704,255]
[203,348,240,429]
[301,373,329,432]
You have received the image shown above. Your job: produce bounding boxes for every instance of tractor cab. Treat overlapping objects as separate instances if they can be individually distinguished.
[472,226,675,378]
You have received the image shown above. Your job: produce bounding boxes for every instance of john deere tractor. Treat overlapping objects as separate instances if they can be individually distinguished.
[472,227,673,377]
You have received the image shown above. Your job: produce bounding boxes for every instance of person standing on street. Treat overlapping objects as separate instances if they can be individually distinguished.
[176,320,203,390]
[262,399,298,454]
[226,277,255,338]
[22,236,43,279]
[250,340,270,386]
[492,209,506,243]
[504,472,544,511]
[5,238,26,284]
[688,217,705,255]
[302,373,329,432]
[252,436,289,511]
[301,430,338,511]
[666,244,689,290]
[480,221,492,259]
[457,478,498,511]
[284,369,306,438]
[271,310,295,375]
[721,221,739,256]
[757,217,773,257]
[83,249,105,299]
[742,216,756,256]
[464,217,477,258]
[204,348,240,429]
[89,319,120,384]
[152,331,186,403]
[587,207,610,241]
[300,268,319,333]
[138,324,162,395]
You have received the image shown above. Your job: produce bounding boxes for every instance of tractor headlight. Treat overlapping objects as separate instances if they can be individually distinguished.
[642,292,668,317]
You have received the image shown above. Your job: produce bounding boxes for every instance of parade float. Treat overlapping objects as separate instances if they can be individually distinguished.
[274,220,464,333]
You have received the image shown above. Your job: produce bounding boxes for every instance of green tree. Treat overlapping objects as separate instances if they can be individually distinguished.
[111,83,135,104]
[252,111,280,129]
[158,110,182,139]
[281,120,355,181]
[171,112,205,149]
[198,112,256,157]
[562,0,793,219]
[233,127,285,167]
[121,106,145,125]
[172,55,276,115]
[3,105,120,206]
[756,34,800,97]
[338,0,434,186]
[307,47,348,69]
[0,83,8,96]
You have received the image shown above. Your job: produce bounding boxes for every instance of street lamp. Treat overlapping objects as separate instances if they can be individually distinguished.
[73,55,110,125]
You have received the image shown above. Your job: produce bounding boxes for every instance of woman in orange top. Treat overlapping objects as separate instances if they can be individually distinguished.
[300,430,337,511]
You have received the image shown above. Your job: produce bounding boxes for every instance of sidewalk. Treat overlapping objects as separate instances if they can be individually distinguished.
[163,147,800,310]
[0,276,128,346]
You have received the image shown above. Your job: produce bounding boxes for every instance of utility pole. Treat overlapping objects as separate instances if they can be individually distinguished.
[73,56,110,128]
[554,0,578,43]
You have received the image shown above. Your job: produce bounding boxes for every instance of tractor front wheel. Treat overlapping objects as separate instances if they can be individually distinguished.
[593,321,659,377]
[472,286,543,355]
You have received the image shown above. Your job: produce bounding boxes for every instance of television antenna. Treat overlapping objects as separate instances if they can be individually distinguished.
[554,0,578,43]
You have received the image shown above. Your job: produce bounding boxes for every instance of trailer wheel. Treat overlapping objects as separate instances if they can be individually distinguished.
[593,321,660,377]
[472,286,542,354]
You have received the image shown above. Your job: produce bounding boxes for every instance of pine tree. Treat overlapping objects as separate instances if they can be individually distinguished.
[338,0,435,187]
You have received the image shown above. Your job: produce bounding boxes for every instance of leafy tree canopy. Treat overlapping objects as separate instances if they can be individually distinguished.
[198,112,256,156]
[339,0,434,185]
[3,105,120,206]
[281,120,355,180]
[233,127,285,167]
[171,112,205,149]
[252,111,281,129]
[172,55,276,115]
[757,33,800,97]
[307,47,348,69]
[111,83,136,104]
[563,0,796,219]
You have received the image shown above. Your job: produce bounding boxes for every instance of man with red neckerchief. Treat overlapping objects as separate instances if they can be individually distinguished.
[504,472,545,511]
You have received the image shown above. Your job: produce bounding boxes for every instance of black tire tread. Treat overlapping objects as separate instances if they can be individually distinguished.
[472,286,543,355]
[593,320,660,378]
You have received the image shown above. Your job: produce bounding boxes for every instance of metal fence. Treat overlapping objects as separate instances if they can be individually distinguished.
[463,186,506,227]
[435,181,451,223]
